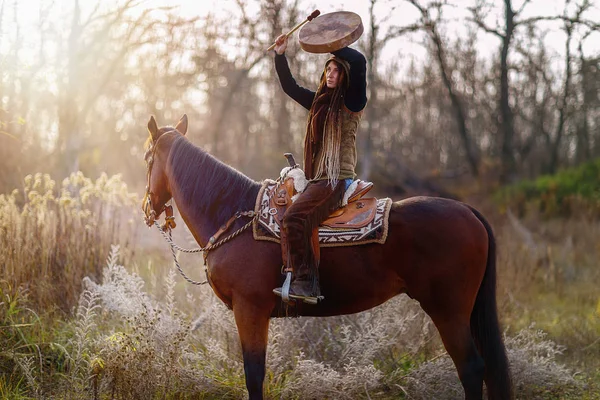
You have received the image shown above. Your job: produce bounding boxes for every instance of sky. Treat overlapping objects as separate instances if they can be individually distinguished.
[142,0,600,62]
[4,0,599,69]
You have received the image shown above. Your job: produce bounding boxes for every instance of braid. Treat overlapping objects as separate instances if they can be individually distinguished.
[314,67,346,188]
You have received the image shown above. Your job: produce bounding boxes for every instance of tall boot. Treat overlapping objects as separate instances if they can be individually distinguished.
[273,179,344,304]
[273,229,322,304]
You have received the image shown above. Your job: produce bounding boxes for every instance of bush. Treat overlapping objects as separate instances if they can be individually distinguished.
[2,244,594,399]
[402,325,583,400]
[0,172,138,312]
[495,158,600,218]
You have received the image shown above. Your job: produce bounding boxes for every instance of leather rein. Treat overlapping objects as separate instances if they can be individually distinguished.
[143,130,257,285]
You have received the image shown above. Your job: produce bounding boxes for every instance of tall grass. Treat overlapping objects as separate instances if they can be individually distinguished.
[496,212,600,373]
[39,245,584,399]
[0,171,597,398]
[0,172,138,312]
[1,237,592,399]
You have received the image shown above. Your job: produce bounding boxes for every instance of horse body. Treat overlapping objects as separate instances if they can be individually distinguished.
[201,196,486,318]
[143,115,512,400]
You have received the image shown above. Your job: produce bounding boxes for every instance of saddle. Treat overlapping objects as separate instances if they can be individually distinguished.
[253,154,392,248]
[270,166,376,229]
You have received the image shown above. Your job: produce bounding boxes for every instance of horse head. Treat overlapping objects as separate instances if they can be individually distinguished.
[142,114,188,227]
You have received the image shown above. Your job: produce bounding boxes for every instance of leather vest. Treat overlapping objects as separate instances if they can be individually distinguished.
[313,105,363,181]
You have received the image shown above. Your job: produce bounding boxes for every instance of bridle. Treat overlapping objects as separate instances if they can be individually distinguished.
[143,130,177,230]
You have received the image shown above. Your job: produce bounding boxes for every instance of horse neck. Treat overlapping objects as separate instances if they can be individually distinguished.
[165,137,260,246]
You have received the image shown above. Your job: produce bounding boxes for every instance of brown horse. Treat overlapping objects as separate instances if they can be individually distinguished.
[142,115,512,400]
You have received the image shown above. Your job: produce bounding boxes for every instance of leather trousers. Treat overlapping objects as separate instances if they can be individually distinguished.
[280,179,345,296]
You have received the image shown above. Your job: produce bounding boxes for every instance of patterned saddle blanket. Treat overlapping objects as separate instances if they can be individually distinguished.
[252,178,392,247]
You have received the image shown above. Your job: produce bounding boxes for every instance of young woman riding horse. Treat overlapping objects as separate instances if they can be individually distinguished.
[272,34,368,304]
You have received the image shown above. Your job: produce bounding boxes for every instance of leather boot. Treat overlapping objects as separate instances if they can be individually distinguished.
[273,229,322,304]
[273,180,343,305]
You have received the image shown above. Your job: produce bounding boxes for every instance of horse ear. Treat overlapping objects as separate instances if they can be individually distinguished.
[147,116,159,141]
[175,114,188,135]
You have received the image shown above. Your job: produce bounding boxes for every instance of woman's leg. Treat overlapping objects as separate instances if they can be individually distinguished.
[274,180,345,301]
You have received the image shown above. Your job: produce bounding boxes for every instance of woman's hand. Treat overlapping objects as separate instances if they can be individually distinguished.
[274,34,288,55]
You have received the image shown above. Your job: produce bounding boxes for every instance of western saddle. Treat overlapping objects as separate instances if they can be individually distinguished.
[269,154,376,230]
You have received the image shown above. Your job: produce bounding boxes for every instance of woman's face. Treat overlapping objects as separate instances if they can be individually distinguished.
[325,61,341,89]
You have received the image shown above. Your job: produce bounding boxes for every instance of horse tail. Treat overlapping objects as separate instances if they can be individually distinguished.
[468,206,513,400]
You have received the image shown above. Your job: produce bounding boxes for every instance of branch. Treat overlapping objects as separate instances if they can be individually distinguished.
[406,0,426,14]
[466,5,504,39]
[517,15,565,26]
[82,0,145,30]
[517,16,599,30]
[513,42,551,83]
[515,0,534,16]
[80,15,157,119]
[383,23,423,42]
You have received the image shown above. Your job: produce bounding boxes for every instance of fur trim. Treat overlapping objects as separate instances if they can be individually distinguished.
[341,179,359,206]
[279,166,293,179]
[280,167,309,195]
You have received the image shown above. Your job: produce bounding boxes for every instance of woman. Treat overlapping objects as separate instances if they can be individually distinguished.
[272,33,367,304]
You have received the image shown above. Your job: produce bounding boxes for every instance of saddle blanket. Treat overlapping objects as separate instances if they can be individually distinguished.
[252,180,392,247]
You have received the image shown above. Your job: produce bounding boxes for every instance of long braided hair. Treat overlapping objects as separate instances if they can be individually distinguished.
[304,58,350,188]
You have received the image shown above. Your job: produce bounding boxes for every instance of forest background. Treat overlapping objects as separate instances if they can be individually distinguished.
[1,0,599,398]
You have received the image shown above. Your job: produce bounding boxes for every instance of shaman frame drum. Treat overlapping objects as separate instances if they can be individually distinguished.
[299,11,364,53]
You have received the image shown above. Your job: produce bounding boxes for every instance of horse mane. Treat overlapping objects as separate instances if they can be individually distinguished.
[167,135,261,227]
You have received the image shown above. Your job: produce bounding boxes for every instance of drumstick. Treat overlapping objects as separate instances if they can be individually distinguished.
[266,10,320,52]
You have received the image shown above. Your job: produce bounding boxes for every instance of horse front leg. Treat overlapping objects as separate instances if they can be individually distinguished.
[233,302,271,400]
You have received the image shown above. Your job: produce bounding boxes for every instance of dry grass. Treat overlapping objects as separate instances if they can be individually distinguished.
[0,172,138,312]
[47,243,590,399]
[496,211,600,372]
[0,173,598,398]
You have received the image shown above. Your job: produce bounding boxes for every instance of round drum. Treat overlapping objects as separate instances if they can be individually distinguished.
[298,11,363,54]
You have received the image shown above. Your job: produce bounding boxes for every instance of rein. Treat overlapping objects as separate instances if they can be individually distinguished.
[154,210,257,285]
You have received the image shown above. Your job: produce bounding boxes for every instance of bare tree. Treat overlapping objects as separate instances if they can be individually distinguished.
[0,0,598,194]
[264,0,301,153]
[54,0,163,176]
[575,30,599,162]
[404,0,479,176]
[359,0,419,181]
[469,0,599,181]
[201,0,269,161]
[468,0,525,183]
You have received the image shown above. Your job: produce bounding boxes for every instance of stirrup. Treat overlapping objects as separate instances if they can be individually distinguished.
[273,272,323,305]
[272,288,322,305]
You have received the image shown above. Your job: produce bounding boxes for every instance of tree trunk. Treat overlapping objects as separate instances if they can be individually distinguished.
[57,0,82,177]
[499,0,516,183]
[575,44,592,163]
[428,22,479,176]
[360,0,378,181]
[547,24,573,174]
